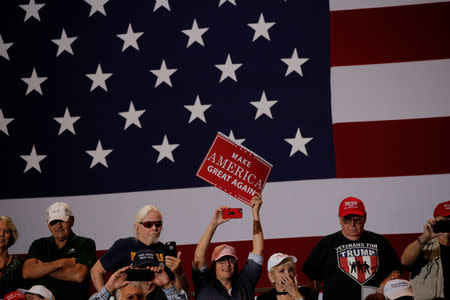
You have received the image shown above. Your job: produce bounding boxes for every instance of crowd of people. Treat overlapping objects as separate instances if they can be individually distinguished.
[0,195,448,300]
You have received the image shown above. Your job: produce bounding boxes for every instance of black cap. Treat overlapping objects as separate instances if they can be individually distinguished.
[132,249,158,268]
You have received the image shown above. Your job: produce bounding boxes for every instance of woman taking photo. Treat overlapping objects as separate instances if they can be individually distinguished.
[192,194,264,299]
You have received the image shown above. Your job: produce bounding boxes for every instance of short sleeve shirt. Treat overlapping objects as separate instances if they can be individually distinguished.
[100,237,165,272]
[26,232,96,300]
[302,230,401,300]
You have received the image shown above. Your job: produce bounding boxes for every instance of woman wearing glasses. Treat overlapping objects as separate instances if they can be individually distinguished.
[192,193,264,299]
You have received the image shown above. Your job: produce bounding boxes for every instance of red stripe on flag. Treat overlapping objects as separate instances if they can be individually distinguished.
[330,2,450,66]
[333,117,450,178]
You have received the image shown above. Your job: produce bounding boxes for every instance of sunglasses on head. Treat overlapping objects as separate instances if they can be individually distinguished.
[139,221,163,228]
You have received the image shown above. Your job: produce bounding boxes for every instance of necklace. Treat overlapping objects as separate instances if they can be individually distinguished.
[0,254,11,273]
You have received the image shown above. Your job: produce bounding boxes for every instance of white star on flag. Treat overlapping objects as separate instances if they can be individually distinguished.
[119,101,146,129]
[54,107,80,135]
[152,135,179,163]
[84,0,110,17]
[228,130,245,145]
[182,19,209,48]
[86,140,113,168]
[20,145,47,173]
[51,29,77,57]
[150,60,177,87]
[284,128,313,157]
[21,68,47,95]
[250,90,278,119]
[281,48,309,77]
[19,0,45,22]
[218,0,236,7]
[154,0,171,12]
[0,34,13,61]
[0,109,14,136]
[86,64,113,92]
[215,54,242,83]
[117,24,143,52]
[248,13,276,42]
[184,95,211,123]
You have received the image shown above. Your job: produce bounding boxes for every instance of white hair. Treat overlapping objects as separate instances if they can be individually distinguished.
[134,205,162,237]
[116,282,145,300]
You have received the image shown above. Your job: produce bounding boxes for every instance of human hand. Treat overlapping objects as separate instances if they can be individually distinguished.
[105,266,130,294]
[211,206,230,227]
[165,251,184,277]
[251,193,262,219]
[279,273,302,299]
[423,218,443,242]
[58,257,76,268]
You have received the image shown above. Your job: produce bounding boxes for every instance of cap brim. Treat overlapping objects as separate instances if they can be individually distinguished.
[340,210,365,217]
[214,253,238,262]
[47,216,70,223]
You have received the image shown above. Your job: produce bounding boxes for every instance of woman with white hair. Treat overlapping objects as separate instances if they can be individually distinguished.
[0,216,24,298]
[257,253,312,300]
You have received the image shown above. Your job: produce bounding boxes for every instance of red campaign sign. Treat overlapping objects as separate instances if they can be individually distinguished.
[196,132,272,205]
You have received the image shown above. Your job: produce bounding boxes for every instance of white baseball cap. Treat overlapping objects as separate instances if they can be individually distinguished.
[267,252,297,272]
[46,202,72,224]
[18,285,55,300]
[383,279,414,300]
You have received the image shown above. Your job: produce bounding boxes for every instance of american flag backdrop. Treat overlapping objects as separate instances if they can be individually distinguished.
[1,0,333,198]
[2,0,450,290]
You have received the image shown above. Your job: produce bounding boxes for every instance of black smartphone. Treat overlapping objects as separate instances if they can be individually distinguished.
[432,219,450,233]
[165,241,177,257]
[125,268,154,281]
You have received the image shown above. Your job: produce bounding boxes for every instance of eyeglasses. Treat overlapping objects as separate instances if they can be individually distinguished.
[139,221,163,228]
[216,257,237,265]
[342,216,365,225]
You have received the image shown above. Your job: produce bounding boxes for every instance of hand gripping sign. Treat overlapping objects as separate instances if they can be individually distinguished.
[196,132,272,205]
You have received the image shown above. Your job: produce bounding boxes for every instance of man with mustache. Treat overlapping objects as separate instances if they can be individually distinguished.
[91,205,188,294]
[22,202,97,300]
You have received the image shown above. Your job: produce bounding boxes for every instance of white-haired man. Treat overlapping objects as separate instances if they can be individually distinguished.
[91,205,188,293]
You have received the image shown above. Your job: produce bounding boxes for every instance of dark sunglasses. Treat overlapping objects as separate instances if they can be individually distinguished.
[217,256,237,265]
[139,221,163,228]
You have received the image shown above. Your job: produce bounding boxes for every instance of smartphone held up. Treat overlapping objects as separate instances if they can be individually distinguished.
[222,208,243,219]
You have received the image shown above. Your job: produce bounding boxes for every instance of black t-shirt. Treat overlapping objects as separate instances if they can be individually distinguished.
[26,232,96,300]
[440,243,450,299]
[256,287,313,300]
[302,230,401,300]
[100,237,165,272]
[193,258,262,300]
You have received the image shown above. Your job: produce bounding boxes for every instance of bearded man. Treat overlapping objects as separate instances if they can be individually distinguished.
[90,205,187,293]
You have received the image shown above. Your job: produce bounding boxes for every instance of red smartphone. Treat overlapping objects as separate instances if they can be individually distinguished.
[222,208,243,219]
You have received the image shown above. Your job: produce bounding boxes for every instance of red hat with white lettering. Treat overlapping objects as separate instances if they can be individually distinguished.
[434,200,450,218]
[339,197,366,217]
[3,291,26,300]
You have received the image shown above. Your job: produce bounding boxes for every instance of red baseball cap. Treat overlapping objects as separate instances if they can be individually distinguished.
[434,200,450,218]
[3,291,26,300]
[339,197,366,217]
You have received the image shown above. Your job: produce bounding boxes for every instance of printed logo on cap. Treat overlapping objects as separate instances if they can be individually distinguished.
[345,200,359,209]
